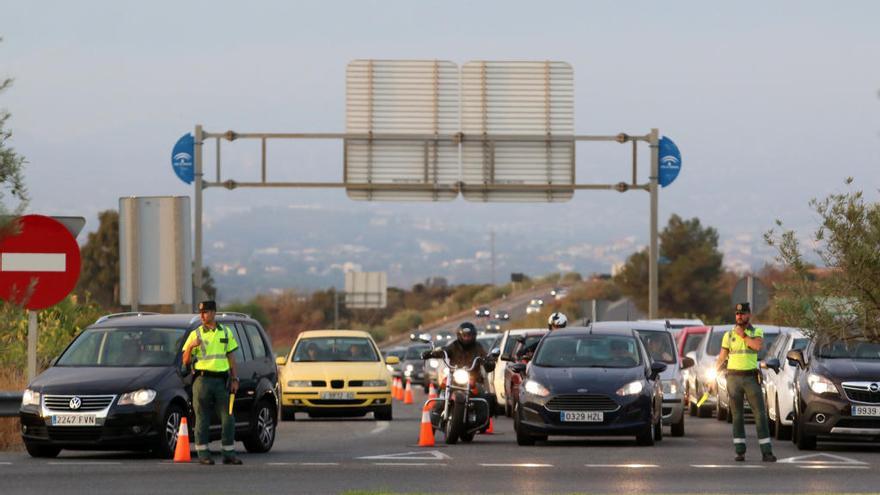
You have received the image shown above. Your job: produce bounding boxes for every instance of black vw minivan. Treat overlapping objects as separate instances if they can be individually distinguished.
[19,312,280,458]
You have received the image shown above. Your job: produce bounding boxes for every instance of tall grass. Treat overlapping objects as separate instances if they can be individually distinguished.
[0,366,25,450]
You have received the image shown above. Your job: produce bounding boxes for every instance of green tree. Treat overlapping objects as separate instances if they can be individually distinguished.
[223,300,269,328]
[765,178,880,341]
[77,210,119,308]
[615,214,727,318]
[201,266,217,300]
[0,37,28,239]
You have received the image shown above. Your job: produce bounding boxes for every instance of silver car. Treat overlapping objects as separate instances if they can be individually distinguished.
[634,323,693,436]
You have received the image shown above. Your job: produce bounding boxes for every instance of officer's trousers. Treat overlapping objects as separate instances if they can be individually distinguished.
[193,375,236,459]
[728,372,772,455]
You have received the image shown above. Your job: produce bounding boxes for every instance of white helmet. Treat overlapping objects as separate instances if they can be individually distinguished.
[548,312,568,329]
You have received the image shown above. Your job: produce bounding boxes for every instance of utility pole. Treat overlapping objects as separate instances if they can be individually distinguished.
[648,128,660,319]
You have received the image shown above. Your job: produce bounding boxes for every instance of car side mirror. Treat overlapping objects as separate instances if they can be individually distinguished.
[511,363,527,374]
[786,349,806,369]
[650,362,667,379]
[764,358,781,374]
[275,356,287,366]
[680,356,695,370]
[385,356,400,365]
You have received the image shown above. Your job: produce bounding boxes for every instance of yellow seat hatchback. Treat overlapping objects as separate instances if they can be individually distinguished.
[277,330,397,421]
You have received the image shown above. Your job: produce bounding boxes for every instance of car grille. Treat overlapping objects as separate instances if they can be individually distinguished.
[48,426,102,442]
[330,380,344,389]
[310,380,327,387]
[310,399,368,405]
[843,387,880,404]
[546,394,619,412]
[44,395,115,412]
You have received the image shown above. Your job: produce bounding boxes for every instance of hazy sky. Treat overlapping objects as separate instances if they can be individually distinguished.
[2,1,879,261]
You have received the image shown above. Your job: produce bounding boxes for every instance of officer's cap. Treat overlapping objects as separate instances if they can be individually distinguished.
[198,300,217,312]
[735,302,751,313]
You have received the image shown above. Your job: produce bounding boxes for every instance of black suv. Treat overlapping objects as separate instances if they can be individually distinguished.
[785,337,880,450]
[19,312,280,458]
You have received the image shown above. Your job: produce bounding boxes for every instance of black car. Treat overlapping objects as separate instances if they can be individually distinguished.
[401,344,430,390]
[513,325,666,446]
[783,337,880,450]
[475,307,491,318]
[19,312,280,458]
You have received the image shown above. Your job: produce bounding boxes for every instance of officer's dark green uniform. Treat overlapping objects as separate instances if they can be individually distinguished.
[722,302,775,461]
[182,300,241,464]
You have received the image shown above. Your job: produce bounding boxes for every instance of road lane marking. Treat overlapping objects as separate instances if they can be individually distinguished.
[372,463,447,466]
[778,453,867,465]
[300,462,340,466]
[0,462,12,465]
[585,464,658,468]
[691,464,764,469]
[798,465,870,470]
[480,463,553,468]
[2,253,66,272]
[370,422,390,435]
[359,450,450,460]
[48,461,121,465]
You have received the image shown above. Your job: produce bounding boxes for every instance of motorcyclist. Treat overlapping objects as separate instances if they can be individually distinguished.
[423,322,497,417]
[517,312,568,360]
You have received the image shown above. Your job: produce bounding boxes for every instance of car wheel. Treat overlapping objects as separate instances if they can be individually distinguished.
[423,384,429,394]
[671,415,685,437]
[794,415,816,450]
[460,431,475,443]
[374,406,393,421]
[24,443,61,458]
[444,401,465,445]
[514,408,536,446]
[688,387,698,417]
[281,406,296,422]
[716,401,728,421]
[152,403,186,459]
[653,415,663,442]
[243,400,276,453]
[636,421,655,446]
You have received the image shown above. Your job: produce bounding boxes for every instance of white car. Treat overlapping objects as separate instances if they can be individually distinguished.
[491,328,546,410]
[525,299,544,314]
[761,327,810,440]
[640,318,705,338]
[685,326,728,417]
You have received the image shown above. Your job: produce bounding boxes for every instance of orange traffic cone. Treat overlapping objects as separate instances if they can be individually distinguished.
[428,383,438,400]
[394,377,402,400]
[417,407,435,447]
[173,417,191,462]
[481,416,495,435]
[403,378,414,404]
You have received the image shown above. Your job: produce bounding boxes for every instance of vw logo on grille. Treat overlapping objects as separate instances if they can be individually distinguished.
[69,397,82,410]
[871,383,879,393]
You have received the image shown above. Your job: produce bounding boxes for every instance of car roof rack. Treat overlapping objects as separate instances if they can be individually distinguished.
[95,312,160,325]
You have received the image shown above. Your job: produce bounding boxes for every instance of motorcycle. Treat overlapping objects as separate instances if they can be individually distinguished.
[415,336,499,444]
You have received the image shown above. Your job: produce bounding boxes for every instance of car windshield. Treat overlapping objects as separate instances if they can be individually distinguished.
[57,327,186,367]
[816,339,880,360]
[636,330,676,364]
[682,333,705,356]
[293,337,379,362]
[477,337,499,353]
[792,338,809,351]
[514,335,545,356]
[534,335,642,368]
[384,349,405,359]
[404,346,429,360]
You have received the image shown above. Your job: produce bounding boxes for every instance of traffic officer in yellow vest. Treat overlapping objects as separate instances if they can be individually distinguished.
[182,300,243,465]
[715,302,776,462]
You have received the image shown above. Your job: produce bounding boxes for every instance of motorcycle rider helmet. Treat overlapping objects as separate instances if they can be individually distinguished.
[456,322,478,348]
[548,312,568,330]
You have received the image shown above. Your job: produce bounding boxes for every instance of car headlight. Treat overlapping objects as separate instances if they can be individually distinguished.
[703,368,717,383]
[452,369,470,385]
[386,364,395,372]
[405,364,414,372]
[362,380,387,387]
[21,389,40,407]
[662,380,679,396]
[287,380,312,388]
[616,380,644,397]
[807,373,838,395]
[523,379,550,397]
[404,370,412,377]
[428,359,439,369]
[118,389,157,406]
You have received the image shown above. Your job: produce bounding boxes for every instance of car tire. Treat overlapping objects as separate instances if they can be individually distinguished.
[636,422,655,446]
[152,403,186,459]
[716,401,728,421]
[794,416,816,450]
[671,415,685,437]
[688,388,698,417]
[243,400,276,453]
[374,406,393,421]
[653,415,663,442]
[460,431,475,443]
[423,384,429,394]
[281,406,296,422]
[514,408,536,446]
[24,442,61,458]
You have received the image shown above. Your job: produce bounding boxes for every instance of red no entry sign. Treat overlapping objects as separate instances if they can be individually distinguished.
[0,215,81,310]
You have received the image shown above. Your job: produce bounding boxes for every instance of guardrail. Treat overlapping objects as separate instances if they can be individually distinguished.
[0,391,22,417]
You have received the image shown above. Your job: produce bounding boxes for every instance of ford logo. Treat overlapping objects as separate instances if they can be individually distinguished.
[871,383,879,393]
[577,388,589,393]
[69,397,82,410]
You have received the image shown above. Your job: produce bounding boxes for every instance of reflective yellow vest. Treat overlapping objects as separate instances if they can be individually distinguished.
[722,326,763,371]
[182,324,239,372]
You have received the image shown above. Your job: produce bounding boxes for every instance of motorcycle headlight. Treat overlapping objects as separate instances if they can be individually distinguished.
[662,380,679,396]
[452,369,470,385]
[523,379,550,397]
[428,359,439,369]
[362,380,387,387]
[21,389,40,407]
[118,389,157,406]
[287,380,312,388]
[616,380,644,397]
[807,373,838,396]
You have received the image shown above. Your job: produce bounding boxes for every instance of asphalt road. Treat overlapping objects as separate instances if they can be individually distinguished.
[3,389,880,494]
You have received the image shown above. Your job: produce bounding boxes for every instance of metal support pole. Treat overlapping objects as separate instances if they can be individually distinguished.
[648,128,660,319]
[193,124,204,309]
[490,230,496,286]
[747,275,755,312]
[27,310,37,381]
[591,299,598,323]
